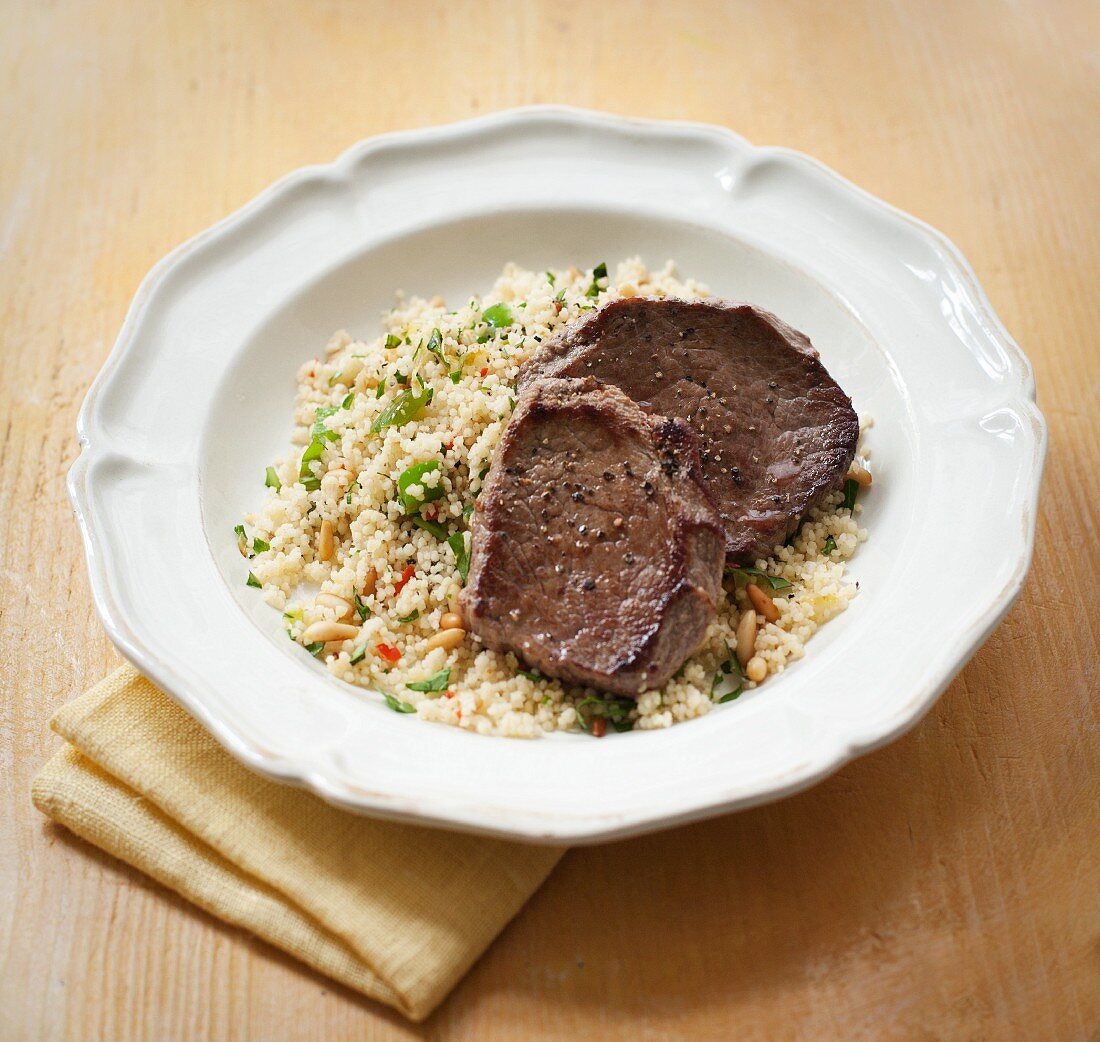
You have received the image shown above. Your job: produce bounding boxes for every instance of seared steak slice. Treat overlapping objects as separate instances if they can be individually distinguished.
[460,377,724,697]
[520,298,860,562]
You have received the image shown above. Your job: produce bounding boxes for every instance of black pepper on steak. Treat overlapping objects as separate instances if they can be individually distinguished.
[519,297,860,562]
[460,377,725,696]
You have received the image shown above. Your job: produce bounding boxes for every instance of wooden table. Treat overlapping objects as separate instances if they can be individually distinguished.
[3,2,1097,1038]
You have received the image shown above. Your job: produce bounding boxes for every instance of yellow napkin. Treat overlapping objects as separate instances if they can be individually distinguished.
[31,666,564,1021]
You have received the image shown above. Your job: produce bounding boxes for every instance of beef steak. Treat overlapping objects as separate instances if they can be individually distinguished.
[519,298,859,562]
[460,377,725,696]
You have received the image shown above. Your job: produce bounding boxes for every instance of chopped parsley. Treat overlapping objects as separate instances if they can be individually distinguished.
[406,668,450,693]
[305,641,325,657]
[574,693,634,733]
[371,387,432,434]
[411,516,448,540]
[426,327,445,363]
[349,643,368,664]
[384,693,417,714]
[842,478,859,512]
[345,480,359,506]
[396,609,420,623]
[341,392,355,409]
[384,333,402,350]
[397,460,444,513]
[714,651,744,703]
[725,566,793,592]
[251,537,270,554]
[264,466,281,491]
[586,261,608,298]
[449,370,462,384]
[246,571,262,588]
[823,535,837,555]
[448,531,469,583]
[299,435,326,489]
[353,592,371,621]
[518,669,544,682]
[375,379,386,399]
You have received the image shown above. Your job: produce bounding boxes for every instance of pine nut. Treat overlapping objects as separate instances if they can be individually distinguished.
[361,566,377,598]
[440,611,464,631]
[318,520,334,562]
[736,609,757,666]
[302,620,358,644]
[426,628,466,652]
[316,593,353,619]
[746,656,768,683]
[847,462,872,486]
[745,583,780,623]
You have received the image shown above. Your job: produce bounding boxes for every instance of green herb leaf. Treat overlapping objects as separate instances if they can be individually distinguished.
[371,387,432,434]
[586,261,608,298]
[384,333,402,350]
[349,643,368,664]
[375,380,386,399]
[546,271,556,285]
[353,592,370,621]
[341,393,355,409]
[346,480,359,506]
[715,650,745,702]
[448,531,469,583]
[518,669,544,682]
[305,641,325,657]
[264,466,282,491]
[411,516,448,540]
[842,478,859,512]
[574,693,634,733]
[234,523,250,556]
[246,571,261,588]
[327,371,342,387]
[384,693,417,714]
[252,537,270,554]
[397,460,444,513]
[396,610,420,624]
[299,435,326,484]
[481,302,513,329]
[823,535,837,555]
[724,567,793,592]
[407,668,450,693]
[449,370,462,384]
[426,327,445,362]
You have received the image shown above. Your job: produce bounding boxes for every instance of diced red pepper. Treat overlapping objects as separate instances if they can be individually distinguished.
[480,367,488,377]
[375,643,401,664]
[394,564,415,594]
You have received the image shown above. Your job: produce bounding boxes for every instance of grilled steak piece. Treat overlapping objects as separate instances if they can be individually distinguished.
[520,298,860,562]
[460,377,725,697]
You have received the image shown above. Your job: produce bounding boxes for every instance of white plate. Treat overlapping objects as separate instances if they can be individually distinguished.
[69,108,1046,844]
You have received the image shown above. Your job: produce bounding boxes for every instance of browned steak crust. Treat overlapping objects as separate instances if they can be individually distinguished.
[460,377,725,696]
[519,298,859,562]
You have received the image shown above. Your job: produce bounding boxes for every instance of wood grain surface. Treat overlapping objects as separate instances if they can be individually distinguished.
[2,2,1097,1039]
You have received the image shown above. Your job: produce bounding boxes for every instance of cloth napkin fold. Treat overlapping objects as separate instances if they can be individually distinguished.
[31,666,564,1021]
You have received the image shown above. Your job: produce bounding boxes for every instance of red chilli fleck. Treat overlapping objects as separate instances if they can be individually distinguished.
[375,643,401,664]
[479,367,488,377]
[393,564,416,594]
